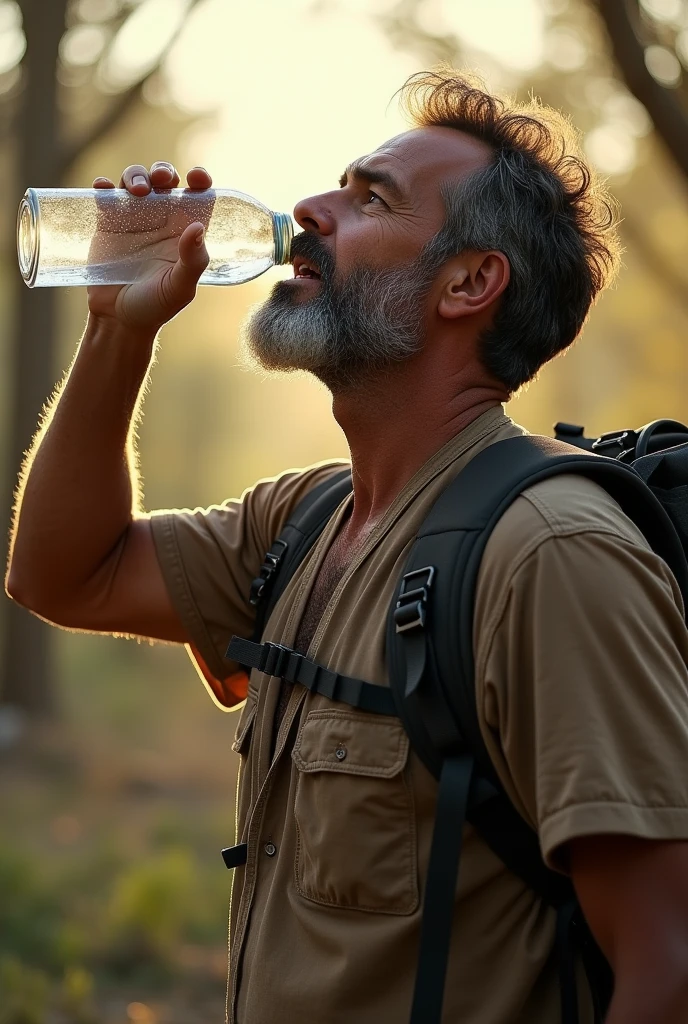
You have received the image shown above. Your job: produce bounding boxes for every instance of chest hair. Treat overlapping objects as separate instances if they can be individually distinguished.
[272,529,358,745]
[294,531,354,654]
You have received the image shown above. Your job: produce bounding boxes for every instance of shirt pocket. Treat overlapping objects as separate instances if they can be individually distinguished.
[291,708,418,915]
[231,693,257,757]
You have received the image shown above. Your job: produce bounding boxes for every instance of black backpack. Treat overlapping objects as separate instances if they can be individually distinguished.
[223,419,688,1024]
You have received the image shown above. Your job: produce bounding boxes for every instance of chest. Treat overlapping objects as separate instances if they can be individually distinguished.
[293,530,358,654]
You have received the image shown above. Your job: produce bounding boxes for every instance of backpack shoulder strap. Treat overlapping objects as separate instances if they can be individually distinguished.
[390,434,683,1024]
[249,466,353,643]
[389,433,688,783]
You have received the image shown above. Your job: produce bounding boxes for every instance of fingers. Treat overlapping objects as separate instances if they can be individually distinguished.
[96,163,209,195]
[186,166,213,190]
[119,164,151,195]
[165,221,210,303]
[150,161,181,189]
[119,162,180,194]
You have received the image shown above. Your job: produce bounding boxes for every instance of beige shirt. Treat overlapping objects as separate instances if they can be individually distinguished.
[150,408,688,1024]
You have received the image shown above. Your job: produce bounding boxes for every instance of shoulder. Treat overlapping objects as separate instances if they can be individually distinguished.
[475,471,684,647]
[237,458,351,540]
[150,459,350,574]
[491,471,651,560]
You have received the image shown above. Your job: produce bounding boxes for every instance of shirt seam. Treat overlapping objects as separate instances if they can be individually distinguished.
[476,525,640,684]
[542,797,688,819]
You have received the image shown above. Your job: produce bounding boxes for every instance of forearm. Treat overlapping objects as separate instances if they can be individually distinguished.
[6,313,157,610]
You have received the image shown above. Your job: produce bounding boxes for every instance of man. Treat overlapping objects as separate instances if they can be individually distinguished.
[7,70,688,1023]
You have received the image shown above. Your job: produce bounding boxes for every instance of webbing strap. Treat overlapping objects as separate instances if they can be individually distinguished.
[409,754,473,1024]
[401,626,427,700]
[557,901,580,1024]
[227,636,398,717]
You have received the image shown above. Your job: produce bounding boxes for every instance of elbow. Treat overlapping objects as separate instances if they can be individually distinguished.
[6,558,24,603]
[6,562,38,611]
[5,560,54,618]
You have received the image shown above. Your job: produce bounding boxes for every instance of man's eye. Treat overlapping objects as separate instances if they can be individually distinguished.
[365,190,383,205]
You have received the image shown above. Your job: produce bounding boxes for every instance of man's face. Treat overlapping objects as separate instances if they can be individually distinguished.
[242,126,492,391]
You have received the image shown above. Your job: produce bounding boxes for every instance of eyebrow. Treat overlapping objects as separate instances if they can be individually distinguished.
[338,160,406,204]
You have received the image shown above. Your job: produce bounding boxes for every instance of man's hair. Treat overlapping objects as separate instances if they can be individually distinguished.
[399,69,622,392]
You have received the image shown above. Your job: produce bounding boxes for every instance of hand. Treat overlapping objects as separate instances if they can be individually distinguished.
[87,162,212,333]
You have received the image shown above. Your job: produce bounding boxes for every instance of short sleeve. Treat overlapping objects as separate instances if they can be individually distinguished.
[149,461,348,710]
[475,499,688,873]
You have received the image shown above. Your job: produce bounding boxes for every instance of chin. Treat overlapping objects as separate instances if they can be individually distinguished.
[270,279,310,306]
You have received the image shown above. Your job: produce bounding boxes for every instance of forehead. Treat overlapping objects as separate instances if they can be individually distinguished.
[368,126,493,194]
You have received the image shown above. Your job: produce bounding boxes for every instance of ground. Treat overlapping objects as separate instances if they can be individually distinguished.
[0,633,238,1024]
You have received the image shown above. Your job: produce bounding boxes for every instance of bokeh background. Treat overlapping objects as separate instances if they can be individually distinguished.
[1,0,687,1020]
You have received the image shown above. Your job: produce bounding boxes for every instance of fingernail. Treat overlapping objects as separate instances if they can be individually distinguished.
[132,174,147,187]
[195,227,205,246]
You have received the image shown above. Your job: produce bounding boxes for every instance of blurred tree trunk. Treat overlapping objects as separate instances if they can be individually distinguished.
[2,0,67,716]
[2,0,199,718]
[596,0,688,183]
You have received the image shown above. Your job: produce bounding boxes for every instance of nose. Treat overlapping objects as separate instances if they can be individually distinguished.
[293,192,336,235]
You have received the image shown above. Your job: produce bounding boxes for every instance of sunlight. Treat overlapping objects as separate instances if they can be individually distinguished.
[441,0,546,71]
[100,0,192,90]
[167,0,418,216]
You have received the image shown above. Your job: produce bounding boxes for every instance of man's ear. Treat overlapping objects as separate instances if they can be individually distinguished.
[438,251,510,321]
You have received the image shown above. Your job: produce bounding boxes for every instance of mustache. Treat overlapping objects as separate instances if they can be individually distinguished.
[289,231,335,280]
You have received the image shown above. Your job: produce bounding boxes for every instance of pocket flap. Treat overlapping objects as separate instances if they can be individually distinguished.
[231,695,257,755]
[292,709,408,778]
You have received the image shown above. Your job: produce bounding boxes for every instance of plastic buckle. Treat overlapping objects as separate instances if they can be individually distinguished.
[249,539,289,606]
[221,843,248,870]
[592,429,638,459]
[260,642,292,677]
[394,566,435,634]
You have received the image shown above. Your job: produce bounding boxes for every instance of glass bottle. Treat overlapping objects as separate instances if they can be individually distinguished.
[17,187,293,288]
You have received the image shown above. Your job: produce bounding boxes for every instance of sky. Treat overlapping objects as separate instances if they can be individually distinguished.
[101,0,553,215]
[1,0,670,196]
[87,0,666,198]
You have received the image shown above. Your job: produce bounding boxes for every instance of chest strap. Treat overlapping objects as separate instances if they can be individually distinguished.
[227,636,397,717]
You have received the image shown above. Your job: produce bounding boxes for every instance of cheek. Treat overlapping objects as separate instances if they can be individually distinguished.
[335,218,391,275]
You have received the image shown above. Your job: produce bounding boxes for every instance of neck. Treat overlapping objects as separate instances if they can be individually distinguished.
[331,351,508,537]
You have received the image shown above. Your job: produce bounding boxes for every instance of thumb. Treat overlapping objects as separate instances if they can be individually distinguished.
[168,221,210,298]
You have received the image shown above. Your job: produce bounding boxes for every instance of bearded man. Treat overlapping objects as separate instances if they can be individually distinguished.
[8,71,688,1024]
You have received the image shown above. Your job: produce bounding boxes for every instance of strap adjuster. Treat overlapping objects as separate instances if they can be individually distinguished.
[259,642,293,677]
[394,566,435,634]
[249,539,289,606]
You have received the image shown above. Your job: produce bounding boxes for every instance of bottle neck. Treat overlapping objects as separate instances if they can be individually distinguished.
[17,189,40,286]
[272,212,293,266]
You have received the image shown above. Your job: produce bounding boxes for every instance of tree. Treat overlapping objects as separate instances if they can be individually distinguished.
[596,0,688,182]
[2,0,199,717]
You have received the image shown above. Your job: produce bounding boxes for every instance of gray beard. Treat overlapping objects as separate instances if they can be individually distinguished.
[240,258,437,393]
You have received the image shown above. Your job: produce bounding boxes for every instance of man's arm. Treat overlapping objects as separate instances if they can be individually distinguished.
[571,834,688,1022]
[6,161,210,641]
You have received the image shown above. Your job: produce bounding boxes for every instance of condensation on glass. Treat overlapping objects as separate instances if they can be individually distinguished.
[17,187,293,287]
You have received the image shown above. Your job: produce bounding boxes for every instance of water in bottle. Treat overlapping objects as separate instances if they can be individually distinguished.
[17,187,293,288]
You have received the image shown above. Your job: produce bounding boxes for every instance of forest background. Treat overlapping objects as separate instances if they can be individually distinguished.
[1,0,687,1021]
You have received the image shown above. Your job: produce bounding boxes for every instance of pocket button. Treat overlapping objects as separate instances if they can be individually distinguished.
[264,842,277,857]
[335,746,347,761]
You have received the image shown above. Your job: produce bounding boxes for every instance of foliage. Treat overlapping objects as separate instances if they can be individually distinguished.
[0,957,49,1024]
[0,652,233,1021]
[0,848,76,971]
[103,849,196,973]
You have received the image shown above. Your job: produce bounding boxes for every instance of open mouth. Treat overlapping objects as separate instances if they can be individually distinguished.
[292,256,322,280]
